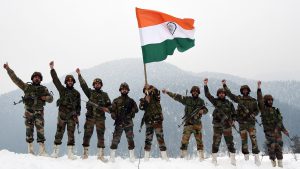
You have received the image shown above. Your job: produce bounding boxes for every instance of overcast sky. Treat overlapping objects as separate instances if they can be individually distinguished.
[1,0,299,94]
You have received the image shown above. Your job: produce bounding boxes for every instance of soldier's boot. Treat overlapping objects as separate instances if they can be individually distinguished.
[212,153,218,165]
[109,149,116,162]
[229,152,236,166]
[244,154,249,161]
[161,151,169,161]
[180,150,188,159]
[51,144,60,158]
[198,150,205,161]
[27,143,35,155]
[271,159,276,167]
[254,154,261,166]
[129,149,135,162]
[98,148,108,162]
[82,147,89,159]
[38,143,48,157]
[144,151,150,161]
[278,160,283,168]
[67,146,77,160]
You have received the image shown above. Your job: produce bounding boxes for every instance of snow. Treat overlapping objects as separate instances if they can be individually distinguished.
[0,150,299,169]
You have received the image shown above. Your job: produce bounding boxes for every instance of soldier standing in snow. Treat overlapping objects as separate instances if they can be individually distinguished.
[162,86,208,161]
[257,81,289,168]
[3,62,53,156]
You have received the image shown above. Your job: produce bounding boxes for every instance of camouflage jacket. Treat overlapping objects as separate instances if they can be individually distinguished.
[51,69,81,115]
[166,91,208,125]
[257,88,286,132]
[78,74,111,119]
[6,67,53,110]
[110,95,138,126]
[223,84,259,124]
[204,85,237,127]
[139,89,163,124]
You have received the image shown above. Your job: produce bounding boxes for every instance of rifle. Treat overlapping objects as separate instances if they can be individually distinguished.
[286,135,298,161]
[238,102,262,127]
[81,100,106,112]
[72,111,81,134]
[177,106,205,128]
[114,99,131,126]
[139,116,145,133]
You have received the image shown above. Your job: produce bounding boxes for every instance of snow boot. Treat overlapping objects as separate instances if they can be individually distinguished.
[82,147,89,159]
[212,153,218,165]
[67,146,77,160]
[271,159,276,167]
[51,144,60,158]
[230,152,236,166]
[144,150,150,161]
[180,150,188,159]
[198,150,204,161]
[254,154,261,166]
[244,154,249,161]
[109,149,116,162]
[98,148,108,162]
[278,160,283,168]
[38,143,48,156]
[28,143,34,155]
[161,151,169,161]
[129,149,135,162]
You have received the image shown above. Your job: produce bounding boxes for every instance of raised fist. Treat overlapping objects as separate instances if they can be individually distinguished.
[258,81,262,88]
[204,78,208,85]
[49,61,54,69]
[76,68,80,75]
[3,62,9,69]
[162,88,168,94]
[222,79,226,85]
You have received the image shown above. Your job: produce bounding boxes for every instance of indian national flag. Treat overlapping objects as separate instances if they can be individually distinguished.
[136,8,195,64]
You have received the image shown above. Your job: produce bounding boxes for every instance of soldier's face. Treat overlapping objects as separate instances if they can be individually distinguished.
[66,79,74,87]
[32,76,41,84]
[266,99,273,106]
[192,91,199,98]
[242,89,249,96]
[121,88,129,95]
[94,82,102,90]
[218,92,226,99]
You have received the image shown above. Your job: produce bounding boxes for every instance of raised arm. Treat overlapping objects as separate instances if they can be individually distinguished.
[222,80,239,103]
[257,81,264,111]
[204,78,216,105]
[76,68,91,98]
[49,61,64,93]
[4,63,27,91]
[162,89,187,105]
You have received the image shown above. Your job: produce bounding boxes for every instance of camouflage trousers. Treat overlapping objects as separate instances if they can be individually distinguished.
[264,128,283,160]
[54,111,76,146]
[212,125,235,153]
[24,109,46,143]
[144,122,167,151]
[239,123,260,154]
[82,117,105,148]
[110,125,134,150]
[181,124,203,150]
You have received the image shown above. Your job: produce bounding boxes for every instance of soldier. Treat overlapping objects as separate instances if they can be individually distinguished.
[222,80,261,165]
[49,61,81,160]
[139,85,168,161]
[3,63,53,156]
[109,83,138,162]
[76,68,111,161]
[162,86,208,161]
[257,81,289,168]
[204,78,237,166]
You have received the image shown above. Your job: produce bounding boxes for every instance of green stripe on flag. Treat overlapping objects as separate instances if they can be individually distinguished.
[141,38,195,64]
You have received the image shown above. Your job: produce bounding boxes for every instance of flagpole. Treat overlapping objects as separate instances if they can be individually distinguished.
[143,63,148,85]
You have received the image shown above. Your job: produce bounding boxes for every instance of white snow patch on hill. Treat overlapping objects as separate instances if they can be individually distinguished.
[0,150,299,169]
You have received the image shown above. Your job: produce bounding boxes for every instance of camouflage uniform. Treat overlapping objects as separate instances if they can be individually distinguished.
[139,86,167,151]
[110,95,138,150]
[6,68,53,143]
[257,89,287,161]
[223,84,260,155]
[78,75,111,148]
[204,85,237,153]
[165,91,208,151]
[51,69,81,146]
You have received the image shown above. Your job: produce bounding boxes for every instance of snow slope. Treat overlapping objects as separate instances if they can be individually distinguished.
[0,150,299,169]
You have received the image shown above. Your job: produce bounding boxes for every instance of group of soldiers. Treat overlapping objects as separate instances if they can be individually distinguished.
[3,61,289,168]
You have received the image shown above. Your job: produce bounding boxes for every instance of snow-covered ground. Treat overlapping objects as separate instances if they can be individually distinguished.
[0,150,299,169]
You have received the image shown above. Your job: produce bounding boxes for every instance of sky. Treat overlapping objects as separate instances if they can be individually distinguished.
[0,0,299,94]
